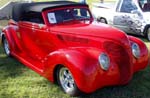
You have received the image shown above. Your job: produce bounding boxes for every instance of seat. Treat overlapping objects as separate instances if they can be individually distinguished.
[143,3,150,11]
[56,15,63,23]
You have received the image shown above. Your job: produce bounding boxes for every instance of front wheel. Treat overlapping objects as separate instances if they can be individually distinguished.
[2,36,11,56]
[146,27,150,41]
[57,66,81,96]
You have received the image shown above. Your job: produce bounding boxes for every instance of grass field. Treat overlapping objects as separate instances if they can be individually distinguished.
[1,0,150,97]
[0,46,150,98]
[0,23,150,98]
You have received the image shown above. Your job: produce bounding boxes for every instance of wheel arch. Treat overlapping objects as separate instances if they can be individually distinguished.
[2,28,15,50]
[43,48,100,93]
[1,32,5,43]
[44,49,89,81]
[53,64,63,84]
[2,28,13,44]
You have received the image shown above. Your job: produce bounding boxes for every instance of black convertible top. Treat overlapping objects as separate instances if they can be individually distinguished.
[12,1,88,21]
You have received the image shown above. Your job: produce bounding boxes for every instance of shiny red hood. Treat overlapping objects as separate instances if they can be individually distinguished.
[50,22,130,44]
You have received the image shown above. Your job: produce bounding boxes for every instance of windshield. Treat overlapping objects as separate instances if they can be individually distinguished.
[47,8,91,24]
[139,0,150,12]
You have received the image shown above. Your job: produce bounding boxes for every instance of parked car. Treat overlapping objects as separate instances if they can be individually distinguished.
[92,0,150,41]
[0,1,149,96]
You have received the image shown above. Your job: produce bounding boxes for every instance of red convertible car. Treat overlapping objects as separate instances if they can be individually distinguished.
[0,1,149,96]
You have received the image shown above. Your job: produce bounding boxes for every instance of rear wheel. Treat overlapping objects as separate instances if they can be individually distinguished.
[97,17,107,24]
[146,27,150,41]
[2,36,11,56]
[57,66,80,96]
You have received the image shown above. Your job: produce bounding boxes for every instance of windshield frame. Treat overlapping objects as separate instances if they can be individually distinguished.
[43,6,93,26]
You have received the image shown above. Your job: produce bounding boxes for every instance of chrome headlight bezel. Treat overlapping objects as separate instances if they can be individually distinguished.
[98,53,110,71]
[132,43,140,58]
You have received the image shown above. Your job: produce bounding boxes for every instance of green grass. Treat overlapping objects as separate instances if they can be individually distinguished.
[1,0,150,97]
[0,45,150,98]
[0,47,71,98]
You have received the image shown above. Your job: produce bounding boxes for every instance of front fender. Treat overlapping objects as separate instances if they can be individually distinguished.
[128,36,149,72]
[43,48,104,92]
[43,47,123,93]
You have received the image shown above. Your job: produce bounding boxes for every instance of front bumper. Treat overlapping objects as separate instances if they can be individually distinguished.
[78,55,148,94]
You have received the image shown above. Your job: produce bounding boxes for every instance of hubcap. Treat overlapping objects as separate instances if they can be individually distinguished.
[4,38,10,55]
[147,28,150,41]
[59,67,75,92]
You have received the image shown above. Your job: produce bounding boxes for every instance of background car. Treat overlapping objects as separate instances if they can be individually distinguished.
[0,1,149,96]
[92,0,150,41]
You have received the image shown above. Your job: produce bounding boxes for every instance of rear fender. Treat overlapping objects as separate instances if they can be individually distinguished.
[2,26,22,52]
[2,27,15,51]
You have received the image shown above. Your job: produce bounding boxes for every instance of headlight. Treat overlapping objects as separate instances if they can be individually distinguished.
[132,43,140,58]
[98,53,110,71]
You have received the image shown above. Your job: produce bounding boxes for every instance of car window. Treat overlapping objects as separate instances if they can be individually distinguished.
[21,12,44,24]
[139,0,150,12]
[120,0,138,13]
[47,8,91,24]
[48,9,73,24]
[73,8,90,20]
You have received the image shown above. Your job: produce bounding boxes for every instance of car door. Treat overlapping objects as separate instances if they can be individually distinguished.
[113,0,143,34]
[18,12,50,70]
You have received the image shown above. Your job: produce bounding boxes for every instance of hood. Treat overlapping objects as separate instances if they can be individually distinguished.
[143,12,150,23]
[50,21,129,44]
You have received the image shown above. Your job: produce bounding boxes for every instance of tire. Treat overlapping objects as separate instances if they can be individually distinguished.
[2,36,11,56]
[146,27,150,41]
[97,17,107,24]
[57,66,81,96]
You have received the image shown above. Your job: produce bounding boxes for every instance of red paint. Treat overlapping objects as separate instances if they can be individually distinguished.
[2,5,149,94]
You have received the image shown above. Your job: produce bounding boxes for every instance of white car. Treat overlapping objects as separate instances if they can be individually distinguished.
[92,0,150,40]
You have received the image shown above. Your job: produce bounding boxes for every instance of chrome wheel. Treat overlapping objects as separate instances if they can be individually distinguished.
[3,37,10,56]
[59,67,75,93]
[147,28,150,41]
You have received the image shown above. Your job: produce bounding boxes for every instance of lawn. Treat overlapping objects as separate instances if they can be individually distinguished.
[1,0,150,98]
[0,25,150,98]
[0,45,150,98]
